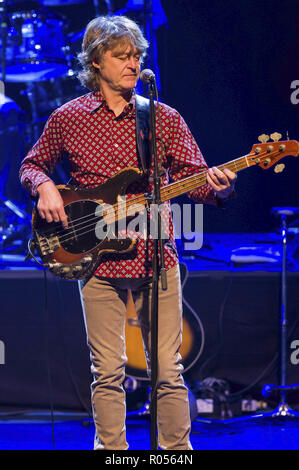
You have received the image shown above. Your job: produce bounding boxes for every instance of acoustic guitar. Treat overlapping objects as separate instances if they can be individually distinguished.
[125,263,205,380]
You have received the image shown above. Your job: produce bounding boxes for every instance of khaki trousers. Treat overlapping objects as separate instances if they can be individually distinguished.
[79,264,192,450]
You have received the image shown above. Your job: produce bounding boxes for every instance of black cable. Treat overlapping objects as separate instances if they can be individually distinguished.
[230,300,299,400]
[43,268,56,450]
[54,278,93,418]
[196,270,234,381]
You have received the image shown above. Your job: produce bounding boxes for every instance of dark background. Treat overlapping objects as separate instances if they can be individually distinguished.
[158,0,299,234]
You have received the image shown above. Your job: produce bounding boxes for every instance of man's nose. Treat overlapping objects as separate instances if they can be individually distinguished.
[127,56,139,68]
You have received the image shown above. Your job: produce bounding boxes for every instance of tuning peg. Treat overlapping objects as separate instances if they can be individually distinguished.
[258,134,270,143]
[270,132,282,142]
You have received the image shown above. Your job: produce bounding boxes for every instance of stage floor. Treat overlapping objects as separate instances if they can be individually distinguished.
[0,411,298,451]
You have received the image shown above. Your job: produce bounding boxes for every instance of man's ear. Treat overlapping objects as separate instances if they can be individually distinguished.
[92,60,101,70]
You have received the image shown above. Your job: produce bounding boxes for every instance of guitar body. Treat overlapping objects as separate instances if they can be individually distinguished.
[32,167,143,280]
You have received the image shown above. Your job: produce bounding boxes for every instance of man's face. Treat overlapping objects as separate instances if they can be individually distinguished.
[93,43,142,93]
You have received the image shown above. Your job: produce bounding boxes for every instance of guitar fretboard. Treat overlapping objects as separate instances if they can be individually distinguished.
[160,154,251,202]
[103,138,298,223]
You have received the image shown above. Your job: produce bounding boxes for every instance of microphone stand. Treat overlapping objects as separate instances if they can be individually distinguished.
[147,77,167,451]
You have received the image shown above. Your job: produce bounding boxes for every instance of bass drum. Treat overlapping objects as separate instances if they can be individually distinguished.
[125,263,205,381]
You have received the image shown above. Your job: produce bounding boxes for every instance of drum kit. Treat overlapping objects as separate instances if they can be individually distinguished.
[0,0,153,258]
[0,0,93,138]
[0,0,98,258]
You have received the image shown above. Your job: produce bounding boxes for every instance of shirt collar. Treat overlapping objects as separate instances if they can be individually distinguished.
[88,89,136,116]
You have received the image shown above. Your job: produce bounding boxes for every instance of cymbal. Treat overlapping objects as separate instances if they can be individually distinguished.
[39,0,88,5]
[1,67,69,83]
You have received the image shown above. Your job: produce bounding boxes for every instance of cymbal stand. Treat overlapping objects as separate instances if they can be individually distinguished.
[242,208,299,420]
[0,0,7,82]
[25,82,40,144]
[258,208,299,417]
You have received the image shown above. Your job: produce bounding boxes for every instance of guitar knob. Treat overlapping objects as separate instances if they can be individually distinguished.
[270,132,282,142]
[258,134,269,143]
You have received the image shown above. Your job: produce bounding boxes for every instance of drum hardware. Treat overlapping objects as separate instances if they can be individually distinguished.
[0,193,31,254]
[0,222,29,253]
[0,7,71,82]
[0,195,30,222]
[23,81,39,141]
[258,207,299,417]
[40,0,88,5]
[230,207,299,421]
[0,0,8,81]
[18,68,81,148]
[0,2,84,258]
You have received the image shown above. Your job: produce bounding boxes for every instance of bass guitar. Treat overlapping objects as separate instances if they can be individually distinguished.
[29,133,299,280]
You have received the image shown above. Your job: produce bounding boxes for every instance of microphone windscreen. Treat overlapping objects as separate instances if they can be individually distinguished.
[140,69,155,83]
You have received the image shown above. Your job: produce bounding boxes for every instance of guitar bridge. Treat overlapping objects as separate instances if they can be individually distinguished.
[36,233,60,256]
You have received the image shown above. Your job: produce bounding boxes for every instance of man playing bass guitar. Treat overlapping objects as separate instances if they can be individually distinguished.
[19,15,236,450]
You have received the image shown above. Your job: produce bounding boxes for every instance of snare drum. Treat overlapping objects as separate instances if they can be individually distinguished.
[1,11,70,82]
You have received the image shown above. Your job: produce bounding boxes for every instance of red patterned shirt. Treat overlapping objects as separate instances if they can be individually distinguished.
[20,91,217,278]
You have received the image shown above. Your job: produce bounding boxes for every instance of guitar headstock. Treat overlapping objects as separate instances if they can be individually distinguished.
[248,133,299,171]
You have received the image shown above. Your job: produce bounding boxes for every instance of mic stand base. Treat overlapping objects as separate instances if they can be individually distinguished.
[234,404,299,421]
[269,403,299,418]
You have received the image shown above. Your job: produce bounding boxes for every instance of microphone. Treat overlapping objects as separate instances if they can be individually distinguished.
[140,69,156,84]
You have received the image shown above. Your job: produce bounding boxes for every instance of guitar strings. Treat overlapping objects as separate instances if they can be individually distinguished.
[42,154,246,239]
[38,152,251,240]
[43,149,271,244]
[40,149,279,245]
[42,150,274,244]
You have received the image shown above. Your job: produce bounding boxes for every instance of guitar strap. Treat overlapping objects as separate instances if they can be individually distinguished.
[135,94,152,175]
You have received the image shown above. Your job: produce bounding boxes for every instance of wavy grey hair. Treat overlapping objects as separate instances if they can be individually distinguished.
[77,16,149,91]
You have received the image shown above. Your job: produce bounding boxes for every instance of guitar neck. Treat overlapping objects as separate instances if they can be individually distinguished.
[101,138,298,225]
[160,154,251,202]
